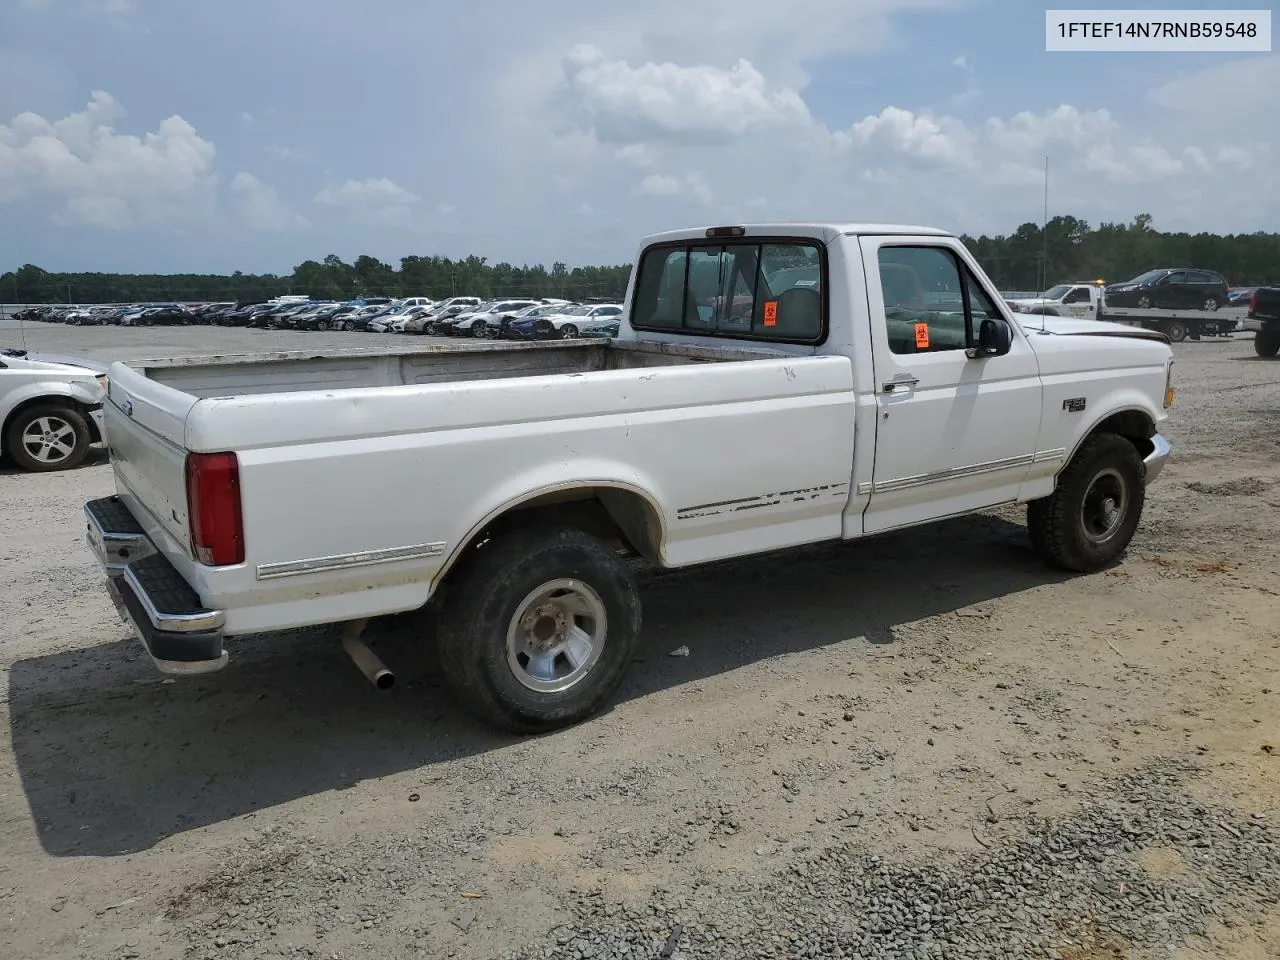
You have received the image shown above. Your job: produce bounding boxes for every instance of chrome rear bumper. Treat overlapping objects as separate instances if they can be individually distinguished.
[85,496,228,676]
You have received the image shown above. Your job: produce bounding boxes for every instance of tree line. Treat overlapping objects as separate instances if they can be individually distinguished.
[3,214,1278,305]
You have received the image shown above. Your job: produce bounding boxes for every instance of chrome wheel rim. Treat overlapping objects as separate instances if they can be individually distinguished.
[21,415,77,464]
[1081,467,1129,544]
[506,579,607,693]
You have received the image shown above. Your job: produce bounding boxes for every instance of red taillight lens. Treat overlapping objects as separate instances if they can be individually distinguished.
[185,452,244,566]
[1250,290,1259,315]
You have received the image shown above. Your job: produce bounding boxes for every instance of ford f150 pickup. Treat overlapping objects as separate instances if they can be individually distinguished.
[84,222,1176,733]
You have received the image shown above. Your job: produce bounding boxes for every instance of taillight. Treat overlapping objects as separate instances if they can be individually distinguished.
[185,452,245,566]
[1250,290,1258,316]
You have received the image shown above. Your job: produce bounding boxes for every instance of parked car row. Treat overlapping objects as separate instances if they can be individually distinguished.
[14,295,627,341]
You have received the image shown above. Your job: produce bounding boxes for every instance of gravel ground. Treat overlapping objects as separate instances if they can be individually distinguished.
[1,320,1278,960]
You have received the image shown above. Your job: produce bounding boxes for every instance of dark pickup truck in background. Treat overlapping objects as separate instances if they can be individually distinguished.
[1249,286,1280,358]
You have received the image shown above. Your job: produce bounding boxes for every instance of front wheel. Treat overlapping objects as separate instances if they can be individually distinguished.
[1163,319,1189,343]
[561,323,579,339]
[434,525,642,733]
[1256,329,1280,358]
[1027,433,1145,573]
[471,321,488,338]
[5,404,92,472]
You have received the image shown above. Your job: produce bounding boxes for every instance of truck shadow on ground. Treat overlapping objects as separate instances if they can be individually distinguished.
[8,512,1073,858]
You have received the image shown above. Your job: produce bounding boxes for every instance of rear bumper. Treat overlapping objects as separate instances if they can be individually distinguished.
[1143,433,1172,486]
[85,496,229,676]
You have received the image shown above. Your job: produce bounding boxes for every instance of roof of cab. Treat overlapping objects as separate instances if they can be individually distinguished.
[638,222,954,246]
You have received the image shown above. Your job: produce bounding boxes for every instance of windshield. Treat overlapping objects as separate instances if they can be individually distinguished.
[561,305,592,316]
[1042,284,1071,300]
[1126,270,1167,285]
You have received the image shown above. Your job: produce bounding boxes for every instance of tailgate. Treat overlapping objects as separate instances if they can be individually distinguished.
[104,361,199,553]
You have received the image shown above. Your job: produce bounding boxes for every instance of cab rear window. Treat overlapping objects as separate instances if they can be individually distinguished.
[630,240,826,343]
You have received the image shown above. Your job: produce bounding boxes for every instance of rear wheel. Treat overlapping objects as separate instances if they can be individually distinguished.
[561,323,579,339]
[6,404,92,472]
[317,319,331,331]
[1256,329,1280,358]
[1162,319,1189,343]
[471,321,488,338]
[1137,295,1152,309]
[1202,297,1219,311]
[434,525,642,733]
[1027,432,1145,573]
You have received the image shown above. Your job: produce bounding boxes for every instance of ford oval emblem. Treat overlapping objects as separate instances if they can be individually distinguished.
[122,400,134,417]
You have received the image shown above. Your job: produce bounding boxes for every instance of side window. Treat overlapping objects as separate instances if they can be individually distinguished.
[633,248,689,329]
[877,246,969,354]
[1062,287,1090,304]
[963,269,1001,322]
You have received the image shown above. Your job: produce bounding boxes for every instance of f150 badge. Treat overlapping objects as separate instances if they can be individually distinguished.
[1063,397,1086,413]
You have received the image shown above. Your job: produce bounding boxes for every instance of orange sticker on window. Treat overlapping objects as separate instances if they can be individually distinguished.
[914,323,930,349]
[763,300,778,327]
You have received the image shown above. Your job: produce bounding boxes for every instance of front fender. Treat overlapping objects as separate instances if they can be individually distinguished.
[1,380,105,426]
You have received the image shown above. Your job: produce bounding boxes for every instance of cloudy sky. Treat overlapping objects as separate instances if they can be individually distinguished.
[0,0,1275,274]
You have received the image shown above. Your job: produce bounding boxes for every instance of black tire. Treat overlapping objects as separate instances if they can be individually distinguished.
[1163,320,1188,343]
[561,323,579,339]
[434,525,642,733]
[1136,295,1152,309]
[1202,297,1219,311]
[5,403,92,472]
[471,321,488,338]
[1026,432,1145,573]
[1256,329,1280,358]
[317,319,330,331]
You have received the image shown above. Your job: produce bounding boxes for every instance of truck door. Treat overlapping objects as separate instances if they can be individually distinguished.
[858,237,1044,535]
[1061,286,1095,319]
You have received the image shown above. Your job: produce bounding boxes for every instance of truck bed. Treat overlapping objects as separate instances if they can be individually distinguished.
[101,337,858,635]
[131,339,780,399]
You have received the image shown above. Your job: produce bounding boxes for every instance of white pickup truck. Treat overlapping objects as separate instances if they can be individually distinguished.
[84,222,1176,733]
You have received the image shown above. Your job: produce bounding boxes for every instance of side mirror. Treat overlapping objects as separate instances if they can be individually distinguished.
[976,318,1012,356]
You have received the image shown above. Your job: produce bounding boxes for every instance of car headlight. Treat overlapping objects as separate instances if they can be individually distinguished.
[1163,358,1175,408]
[95,374,109,390]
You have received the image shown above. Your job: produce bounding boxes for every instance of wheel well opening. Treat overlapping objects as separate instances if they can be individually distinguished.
[2,396,101,451]
[1091,410,1155,459]
[467,487,663,567]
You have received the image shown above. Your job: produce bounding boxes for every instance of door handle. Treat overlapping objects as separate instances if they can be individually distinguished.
[882,374,920,392]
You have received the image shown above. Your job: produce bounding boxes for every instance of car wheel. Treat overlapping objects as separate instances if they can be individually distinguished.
[434,525,642,733]
[317,320,331,331]
[1136,295,1152,309]
[1026,432,1145,573]
[1162,320,1189,343]
[471,321,488,338]
[561,323,579,339]
[1201,297,1219,311]
[5,404,92,472]
[1255,329,1280,358]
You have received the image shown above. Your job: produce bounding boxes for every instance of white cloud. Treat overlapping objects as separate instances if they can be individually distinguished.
[0,90,217,228]
[985,105,1118,153]
[634,171,712,204]
[847,106,973,165]
[559,44,811,144]
[951,55,967,69]
[615,143,655,169]
[315,176,421,227]
[229,172,307,232]
[636,173,679,196]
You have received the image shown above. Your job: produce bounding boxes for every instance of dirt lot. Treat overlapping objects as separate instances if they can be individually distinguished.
[2,321,1278,960]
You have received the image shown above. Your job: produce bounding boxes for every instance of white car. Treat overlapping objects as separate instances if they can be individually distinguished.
[1,348,107,471]
[540,303,625,338]
[449,299,542,337]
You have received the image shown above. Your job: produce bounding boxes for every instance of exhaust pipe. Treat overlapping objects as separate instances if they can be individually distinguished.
[341,620,395,690]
